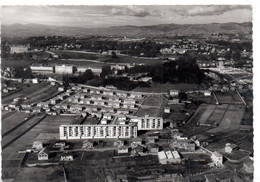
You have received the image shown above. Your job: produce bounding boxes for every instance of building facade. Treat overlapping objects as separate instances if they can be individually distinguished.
[55,65,75,74]
[30,65,54,73]
[10,45,29,54]
[132,116,163,130]
[59,124,138,139]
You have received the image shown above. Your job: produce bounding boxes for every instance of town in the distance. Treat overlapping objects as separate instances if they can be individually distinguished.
[1,22,253,181]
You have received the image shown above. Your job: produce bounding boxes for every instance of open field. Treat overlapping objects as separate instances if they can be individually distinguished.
[1,112,31,134]
[135,95,167,117]
[215,91,243,104]
[99,55,164,65]
[52,50,98,60]
[1,58,43,68]
[1,115,78,180]
[2,82,60,105]
[188,104,245,132]
[208,105,245,133]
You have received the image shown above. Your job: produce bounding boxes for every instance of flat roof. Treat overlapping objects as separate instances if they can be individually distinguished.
[172,151,181,159]
[158,151,167,160]
[165,151,173,159]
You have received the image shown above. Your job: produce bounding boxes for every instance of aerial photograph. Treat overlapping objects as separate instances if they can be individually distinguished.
[1,5,254,181]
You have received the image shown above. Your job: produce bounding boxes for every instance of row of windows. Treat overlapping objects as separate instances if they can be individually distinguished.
[62,126,135,137]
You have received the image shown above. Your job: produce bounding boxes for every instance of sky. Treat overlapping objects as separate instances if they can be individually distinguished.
[1,5,252,28]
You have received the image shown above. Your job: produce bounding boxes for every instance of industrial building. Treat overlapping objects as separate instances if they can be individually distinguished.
[55,65,76,74]
[59,124,138,139]
[30,65,54,73]
[157,150,181,164]
[77,67,102,76]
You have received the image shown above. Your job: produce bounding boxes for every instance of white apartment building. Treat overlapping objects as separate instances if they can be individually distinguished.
[59,124,138,139]
[131,116,163,130]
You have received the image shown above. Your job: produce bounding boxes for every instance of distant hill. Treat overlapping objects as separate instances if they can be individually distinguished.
[2,22,252,38]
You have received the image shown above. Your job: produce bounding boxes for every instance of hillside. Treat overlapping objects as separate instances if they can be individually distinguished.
[2,22,252,38]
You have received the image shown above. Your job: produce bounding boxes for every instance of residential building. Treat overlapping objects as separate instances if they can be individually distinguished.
[169,90,179,97]
[211,151,223,167]
[38,148,50,160]
[59,124,138,139]
[131,116,163,130]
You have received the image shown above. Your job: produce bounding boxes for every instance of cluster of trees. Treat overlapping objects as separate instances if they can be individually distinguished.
[62,69,95,85]
[14,67,34,79]
[148,61,205,84]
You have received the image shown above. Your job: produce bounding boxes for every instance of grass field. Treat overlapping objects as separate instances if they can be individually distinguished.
[52,50,98,60]
[1,58,43,68]
[99,55,164,65]
[189,103,245,133]
[208,104,245,133]
[135,95,166,117]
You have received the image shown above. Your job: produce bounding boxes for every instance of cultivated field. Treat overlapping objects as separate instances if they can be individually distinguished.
[2,82,60,105]
[1,115,78,180]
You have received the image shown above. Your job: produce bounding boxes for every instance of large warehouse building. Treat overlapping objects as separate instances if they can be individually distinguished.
[59,124,138,139]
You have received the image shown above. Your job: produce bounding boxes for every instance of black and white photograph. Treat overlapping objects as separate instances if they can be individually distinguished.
[0,2,256,181]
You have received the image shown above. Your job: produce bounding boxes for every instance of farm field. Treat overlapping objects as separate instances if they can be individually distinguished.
[2,82,60,105]
[1,114,78,180]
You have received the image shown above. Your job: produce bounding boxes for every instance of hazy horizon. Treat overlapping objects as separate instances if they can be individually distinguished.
[2,5,252,28]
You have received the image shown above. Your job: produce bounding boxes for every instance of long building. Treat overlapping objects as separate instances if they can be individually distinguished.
[30,65,54,73]
[59,124,137,139]
[55,65,76,74]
